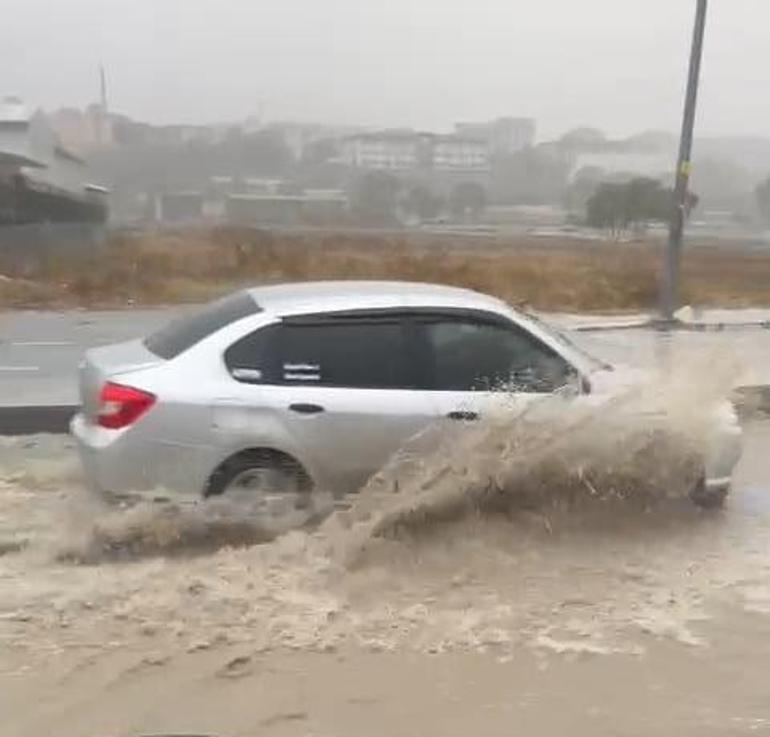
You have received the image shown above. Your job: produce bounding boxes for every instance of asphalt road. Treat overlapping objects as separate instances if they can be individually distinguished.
[0,308,186,407]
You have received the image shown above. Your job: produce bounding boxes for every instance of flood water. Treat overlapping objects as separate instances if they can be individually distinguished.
[1,351,770,735]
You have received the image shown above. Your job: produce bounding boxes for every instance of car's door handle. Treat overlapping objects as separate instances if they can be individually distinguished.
[289,403,325,415]
[447,410,479,421]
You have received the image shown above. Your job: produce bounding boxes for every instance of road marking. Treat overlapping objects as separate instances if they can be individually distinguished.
[10,341,75,347]
[0,366,39,372]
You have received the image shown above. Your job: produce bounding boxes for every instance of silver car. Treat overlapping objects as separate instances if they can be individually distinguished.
[71,281,742,512]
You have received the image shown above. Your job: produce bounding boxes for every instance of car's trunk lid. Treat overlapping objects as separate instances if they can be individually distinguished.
[79,339,163,420]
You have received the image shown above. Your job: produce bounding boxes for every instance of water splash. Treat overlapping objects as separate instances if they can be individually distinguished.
[1,352,764,663]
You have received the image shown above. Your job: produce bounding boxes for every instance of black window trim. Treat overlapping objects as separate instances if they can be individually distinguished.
[404,308,581,393]
[225,306,584,392]
[226,310,419,389]
[224,321,281,385]
[278,314,415,389]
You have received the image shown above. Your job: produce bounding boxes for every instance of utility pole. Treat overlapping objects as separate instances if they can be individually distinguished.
[99,64,109,112]
[660,0,708,322]
[98,63,110,146]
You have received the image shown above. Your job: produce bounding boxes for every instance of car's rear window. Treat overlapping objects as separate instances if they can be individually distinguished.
[144,292,260,359]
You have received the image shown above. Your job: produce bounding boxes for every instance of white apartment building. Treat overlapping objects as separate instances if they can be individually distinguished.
[341,131,422,171]
[432,135,489,171]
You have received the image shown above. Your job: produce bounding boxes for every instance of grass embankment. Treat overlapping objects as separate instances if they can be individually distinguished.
[1,227,768,312]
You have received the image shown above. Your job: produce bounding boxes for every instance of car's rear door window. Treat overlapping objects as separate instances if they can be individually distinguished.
[224,323,281,383]
[278,319,411,388]
[418,314,574,392]
[144,292,260,359]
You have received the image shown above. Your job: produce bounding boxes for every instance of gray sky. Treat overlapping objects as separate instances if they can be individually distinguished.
[3,0,770,139]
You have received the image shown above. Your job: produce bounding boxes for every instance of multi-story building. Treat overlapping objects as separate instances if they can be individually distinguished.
[455,117,536,155]
[432,135,489,172]
[340,130,425,171]
[264,122,363,161]
[341,130,490,173]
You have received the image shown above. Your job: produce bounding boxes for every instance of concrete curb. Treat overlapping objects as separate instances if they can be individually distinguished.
[0,406,77,435]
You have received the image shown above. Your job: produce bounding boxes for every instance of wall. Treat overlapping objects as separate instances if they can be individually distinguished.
[0,223,107,274]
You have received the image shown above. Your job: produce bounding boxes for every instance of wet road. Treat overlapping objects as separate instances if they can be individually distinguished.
[0,308,186,407]
[1,418,770,737]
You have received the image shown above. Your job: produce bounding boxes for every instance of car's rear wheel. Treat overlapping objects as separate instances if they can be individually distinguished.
[689,475,729,509]
[206,450,315,529]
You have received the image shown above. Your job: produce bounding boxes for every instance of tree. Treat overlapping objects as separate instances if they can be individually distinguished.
[586,177,695,236]
[564,165,606,211]
[301,138,338,166]
[401,183,443,222]
[449,182,487,220]
[351,171,400,224]
[491,147,570,205]
[690,157,752,211]
[559,127,607,149]
[755,177,770,225]
[586,182,630,237]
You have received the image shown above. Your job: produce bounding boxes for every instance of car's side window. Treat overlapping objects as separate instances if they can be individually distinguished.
[420,316,574,393]
[278,320,410,389]
[224,324,281,384]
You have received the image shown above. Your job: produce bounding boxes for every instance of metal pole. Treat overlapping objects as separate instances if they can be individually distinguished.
[660,0,708,322]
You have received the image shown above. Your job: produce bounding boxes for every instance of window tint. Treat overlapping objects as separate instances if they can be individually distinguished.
[224,324,280,383]
[144,292,260,359]
[422,318,573,392]
[279,321,409,388]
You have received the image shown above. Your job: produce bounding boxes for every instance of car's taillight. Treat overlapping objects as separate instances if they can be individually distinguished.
[97,381,156,429]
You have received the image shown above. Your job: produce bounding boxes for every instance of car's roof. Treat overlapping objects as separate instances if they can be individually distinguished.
[245,280,509,317]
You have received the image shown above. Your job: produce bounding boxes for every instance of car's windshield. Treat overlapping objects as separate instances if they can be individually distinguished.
[522,310,612,372]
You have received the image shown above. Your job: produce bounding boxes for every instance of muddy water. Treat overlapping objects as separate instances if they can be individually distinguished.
[2,373,770,735]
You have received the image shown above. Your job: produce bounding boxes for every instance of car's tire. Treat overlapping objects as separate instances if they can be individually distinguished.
[205,450,314,527]
[689,475,728,510]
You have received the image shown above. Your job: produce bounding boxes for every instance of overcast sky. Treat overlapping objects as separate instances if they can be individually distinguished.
[3,0,769,139]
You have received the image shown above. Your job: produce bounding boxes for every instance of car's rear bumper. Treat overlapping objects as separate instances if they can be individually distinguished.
[704,419,743,491]
[691,476,731,509]
[693,415,743,507]
[704,475,732,492]
[70,412,211,504]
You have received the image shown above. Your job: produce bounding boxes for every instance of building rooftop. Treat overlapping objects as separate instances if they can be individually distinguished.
[0,96,30,124]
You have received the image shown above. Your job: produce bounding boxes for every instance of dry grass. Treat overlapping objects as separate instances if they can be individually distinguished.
[1,226,768,312]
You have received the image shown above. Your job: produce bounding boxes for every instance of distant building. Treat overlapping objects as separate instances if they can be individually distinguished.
[266,122,327,160]
[340,130,489,173]
[455,118,536,155]
[264,121,365,160]
[341,130,425,171]
[569,151,673,183]
[225,192,348,226]
[0,97,107,224]
[432,135,489,172]
[49,104,113,153]
[155,192,204,222]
